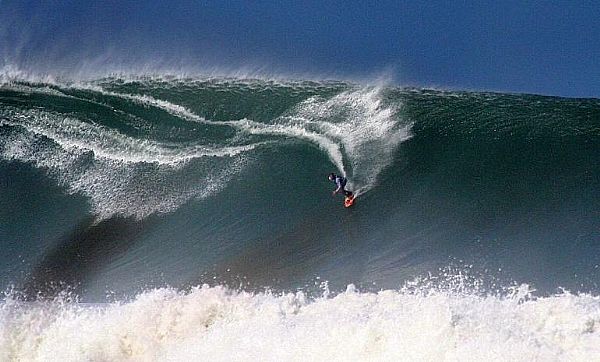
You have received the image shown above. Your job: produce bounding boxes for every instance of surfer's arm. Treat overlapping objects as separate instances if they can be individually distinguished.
[332,185,341,195]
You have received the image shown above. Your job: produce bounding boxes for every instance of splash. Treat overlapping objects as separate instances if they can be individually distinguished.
[0,108,257,219]
[292,86,412,194]
[2,281,599,361]
[66,80,412,194]
[225,86,412,195]
[0,76,412,219]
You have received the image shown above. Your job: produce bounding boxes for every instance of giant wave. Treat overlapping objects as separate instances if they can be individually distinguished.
[1,73,599,360]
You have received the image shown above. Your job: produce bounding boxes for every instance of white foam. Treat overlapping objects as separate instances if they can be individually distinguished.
[73,84,214,125]
[63,83,412,194]
[224,86,412,195]
[1,112,257,165]
[0,80,410,218]
[1,283,599,361]
[0,109,259,219]
[294,87,412,194]
[223,118,347,175]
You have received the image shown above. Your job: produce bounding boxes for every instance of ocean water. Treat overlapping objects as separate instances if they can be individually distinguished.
[0,74,599,360]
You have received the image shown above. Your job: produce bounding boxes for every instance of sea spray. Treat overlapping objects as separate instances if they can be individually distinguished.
[2,280,600,361]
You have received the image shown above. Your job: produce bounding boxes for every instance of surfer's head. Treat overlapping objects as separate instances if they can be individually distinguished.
[328,173,335,181]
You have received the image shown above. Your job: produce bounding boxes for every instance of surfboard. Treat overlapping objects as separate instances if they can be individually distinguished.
[344,195,356,208]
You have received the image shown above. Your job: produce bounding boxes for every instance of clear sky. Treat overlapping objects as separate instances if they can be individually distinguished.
[2,0,599,98]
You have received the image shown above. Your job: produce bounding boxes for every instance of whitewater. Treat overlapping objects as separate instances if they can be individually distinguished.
[3,283,600,361]
[1,74,599,361]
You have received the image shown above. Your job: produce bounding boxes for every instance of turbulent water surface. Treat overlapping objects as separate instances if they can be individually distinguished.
[1,75,599,360]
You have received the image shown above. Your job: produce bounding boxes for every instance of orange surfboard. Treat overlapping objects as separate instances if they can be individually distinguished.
[344,195,356,208]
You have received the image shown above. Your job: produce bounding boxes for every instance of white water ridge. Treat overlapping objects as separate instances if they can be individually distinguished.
[0,79,412,219]
[0,107,257,219]
[225,86,412,194]
[82,82,412,194]
[1,284,599,361]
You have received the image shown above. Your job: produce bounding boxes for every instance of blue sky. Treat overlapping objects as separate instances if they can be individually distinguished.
[2,0,599,97]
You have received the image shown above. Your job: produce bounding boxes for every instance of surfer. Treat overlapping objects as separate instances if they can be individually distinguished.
[328,173,353,198]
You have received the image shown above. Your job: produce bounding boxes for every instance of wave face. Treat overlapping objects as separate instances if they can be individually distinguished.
[1,75,599,360]
[0,78,408,219]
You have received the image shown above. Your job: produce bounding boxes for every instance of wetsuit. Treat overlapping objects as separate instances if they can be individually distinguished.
[332,175,353,197]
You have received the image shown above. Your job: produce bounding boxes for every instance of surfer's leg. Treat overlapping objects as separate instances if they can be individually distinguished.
[344,190,353,197]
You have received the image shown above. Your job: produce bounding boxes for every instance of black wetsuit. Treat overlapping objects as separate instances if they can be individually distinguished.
[332,175,353,197]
